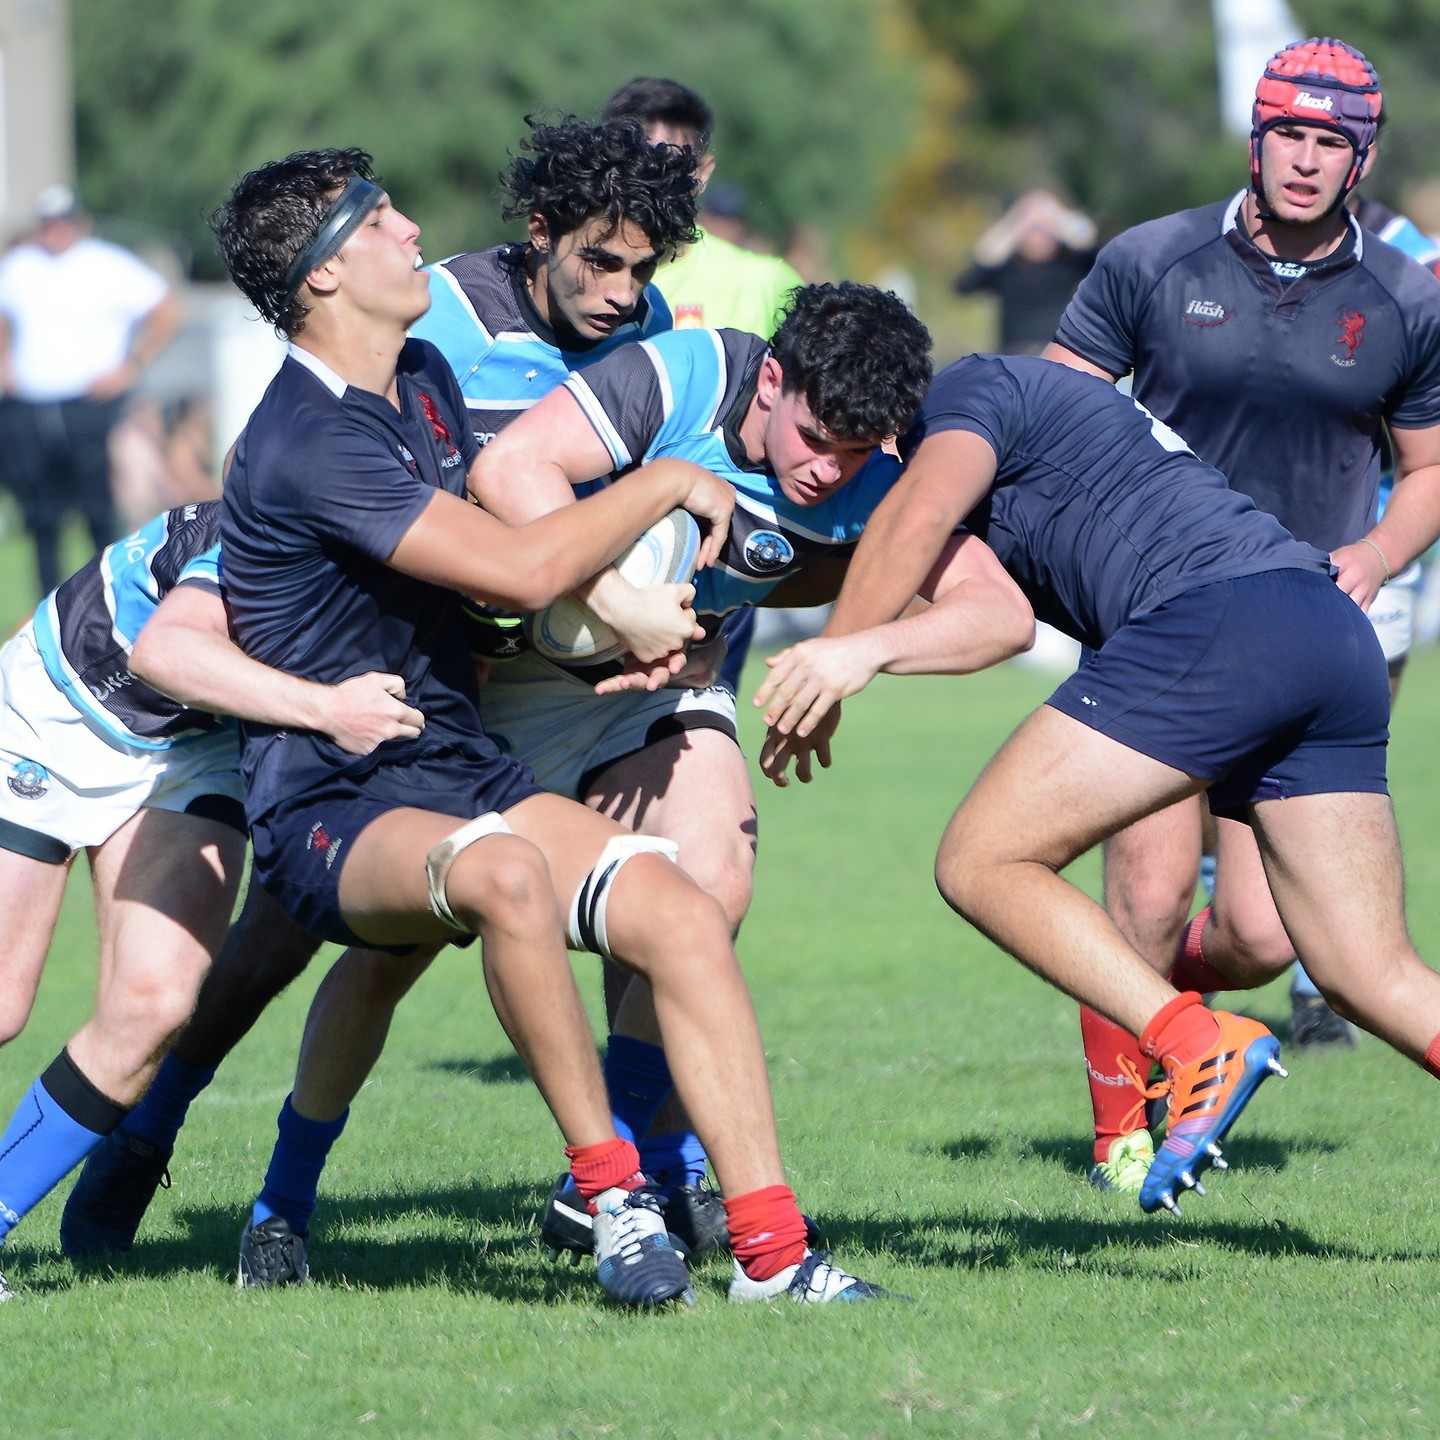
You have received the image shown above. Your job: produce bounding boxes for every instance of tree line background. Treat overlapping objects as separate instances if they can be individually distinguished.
[71,0,1440,354]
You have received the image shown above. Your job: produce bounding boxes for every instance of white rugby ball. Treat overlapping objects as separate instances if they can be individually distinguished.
[524,507,702,668]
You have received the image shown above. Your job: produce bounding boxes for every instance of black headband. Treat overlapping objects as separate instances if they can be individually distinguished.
[283,177,383,301]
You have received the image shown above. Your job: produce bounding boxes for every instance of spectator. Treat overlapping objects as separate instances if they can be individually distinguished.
[955,188,1097,354]
[0,185,182,595]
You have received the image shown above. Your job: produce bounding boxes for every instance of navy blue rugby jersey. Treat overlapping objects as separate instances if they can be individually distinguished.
[907,354,1331,650]
[411,244,671,449]
[1054,192,1440,552]
[564,327,901,638]
[220,340,483,815]
[32,501,226,749]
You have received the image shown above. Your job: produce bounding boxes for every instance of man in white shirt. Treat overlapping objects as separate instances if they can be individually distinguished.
[0,185,182,595]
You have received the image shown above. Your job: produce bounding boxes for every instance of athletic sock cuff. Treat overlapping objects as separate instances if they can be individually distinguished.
[39,1050,128,1136]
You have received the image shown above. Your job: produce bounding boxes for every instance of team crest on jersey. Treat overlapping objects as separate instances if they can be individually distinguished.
[307,820,344,870]
[743,529,795,573]
[7,759,48,799]
[1182,298,1229,327]
[1332,309,1366,367]
[418,392,463,467]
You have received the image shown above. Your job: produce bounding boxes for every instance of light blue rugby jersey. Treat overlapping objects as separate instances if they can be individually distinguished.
[31,501,230,750]
[563,327,901,627]
[411,244,673,449]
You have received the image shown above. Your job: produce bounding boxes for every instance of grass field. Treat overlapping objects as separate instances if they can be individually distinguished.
[3,525,1440,1438]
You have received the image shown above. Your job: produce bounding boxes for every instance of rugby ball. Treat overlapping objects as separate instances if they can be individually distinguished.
[524,507,702,669]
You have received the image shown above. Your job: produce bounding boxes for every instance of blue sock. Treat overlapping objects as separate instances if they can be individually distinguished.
[638,1131,709,1191]
[1198,853,1217,903]
[603,1036,673,1143]
[0,1051,126,1244]
[251,1096,348,1238]
[1290,962,1322,999]
[123,1052,218,1150]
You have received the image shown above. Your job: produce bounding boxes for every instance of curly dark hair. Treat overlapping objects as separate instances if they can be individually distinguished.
[602,78,715,154]
[769,283,933,442]
[211,148,377,338]
[500,116,699,255]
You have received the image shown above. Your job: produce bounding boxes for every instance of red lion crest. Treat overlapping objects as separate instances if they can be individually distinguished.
[1336,310,1366,360]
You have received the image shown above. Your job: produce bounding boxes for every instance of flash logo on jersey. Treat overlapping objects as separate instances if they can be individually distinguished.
[1183,299,1229,327]
[743,530,795,573]
[7,759,48,799]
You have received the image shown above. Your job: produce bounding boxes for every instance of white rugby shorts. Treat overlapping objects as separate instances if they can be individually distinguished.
[476,651,738,799]
[1369,560,1420,666]
[0,622,243,858]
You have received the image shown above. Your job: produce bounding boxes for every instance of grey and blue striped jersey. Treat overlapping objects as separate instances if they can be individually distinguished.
[31,501,226,749]
[563,327,902,633]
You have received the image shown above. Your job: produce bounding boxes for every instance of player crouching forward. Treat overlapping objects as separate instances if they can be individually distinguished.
[751,353,1440,1214]
[212,148,888,1305]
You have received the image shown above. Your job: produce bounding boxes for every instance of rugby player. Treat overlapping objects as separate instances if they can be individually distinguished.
[200,146,891,1306]
[1042,38,1440,1189]
[60,116,704,1257]
[755,351,1440,1216]
[0,501,418,1298]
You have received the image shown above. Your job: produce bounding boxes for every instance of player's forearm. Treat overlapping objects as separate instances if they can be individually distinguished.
[130,624,333,730]
[865,582,1035,677]
[1367,462,1440,573]
[825,491,956,640]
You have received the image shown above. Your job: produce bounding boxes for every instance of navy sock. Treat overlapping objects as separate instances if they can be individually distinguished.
[252,1096,348,1239]
[638,1130,709,1191]
[0,1051,126,1243]
[123,1052,218,1150]
[603,1036,673,1143]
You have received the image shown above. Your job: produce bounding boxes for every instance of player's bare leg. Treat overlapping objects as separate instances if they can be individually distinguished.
[936,704,1285,1213]
[1250,790,1440,1058]
[0,848,71,1046]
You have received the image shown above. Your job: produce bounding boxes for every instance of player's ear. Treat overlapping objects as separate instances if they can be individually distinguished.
[528,214,551,253]
[755,355,784,409]
[696,153,716,192]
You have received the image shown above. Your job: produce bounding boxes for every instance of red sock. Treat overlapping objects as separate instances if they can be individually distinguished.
[1167,908,1231,994]
[1139,990,1221,1067]
[1080,1005,1146,1162]
[1424,1032,1440,1080]
[565,1138,644,1206]
[723,1184,808,1281]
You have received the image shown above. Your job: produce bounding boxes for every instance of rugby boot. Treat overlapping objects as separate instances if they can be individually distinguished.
[1138,1010,1286,1216]
[237,1214,309,1289]
[61,1130,172,1257]
[591,1185,693,1308]
[1087,1129,1155,1194]
[729,1250,903,1304]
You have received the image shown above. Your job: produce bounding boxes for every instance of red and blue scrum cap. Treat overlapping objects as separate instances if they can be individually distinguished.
[1251,38,1381,197]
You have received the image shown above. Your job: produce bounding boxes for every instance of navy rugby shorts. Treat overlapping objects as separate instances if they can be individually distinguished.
[251,740,543,950]
[1048,569,1389,820]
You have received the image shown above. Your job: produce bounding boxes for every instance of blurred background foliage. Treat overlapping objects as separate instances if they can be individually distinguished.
[70,0,1440,358]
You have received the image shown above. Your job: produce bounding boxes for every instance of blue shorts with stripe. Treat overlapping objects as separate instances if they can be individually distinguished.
[1048,569,1389,820]
[250,738,542,949]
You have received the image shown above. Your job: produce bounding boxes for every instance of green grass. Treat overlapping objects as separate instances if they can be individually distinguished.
[5,538,1440,1435]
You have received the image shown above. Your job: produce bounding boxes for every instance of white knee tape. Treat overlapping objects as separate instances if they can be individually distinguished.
[568,834,680,959]
[425,812,513,931]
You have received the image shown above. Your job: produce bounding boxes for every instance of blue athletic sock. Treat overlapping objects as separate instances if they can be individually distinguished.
[1290,962,1322,999]
[251,1096,348,1239]
[603,1036,673,1144]
[122,1052,218,1150]
[0,1051,127,1244]
[1198,853,1217,904]
[638,1130,709,1191]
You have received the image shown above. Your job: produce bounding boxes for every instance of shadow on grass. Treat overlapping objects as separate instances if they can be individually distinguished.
[424,1053,532,1086]
[40,1176,618,1306]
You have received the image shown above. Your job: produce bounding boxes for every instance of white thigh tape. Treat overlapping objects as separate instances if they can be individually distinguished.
[425,812,513,931]
[567,834,680,958]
